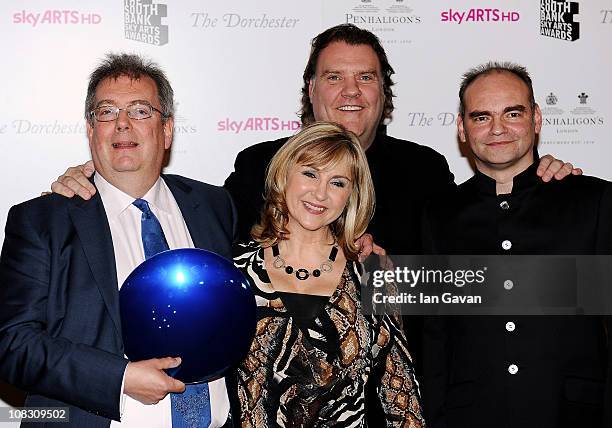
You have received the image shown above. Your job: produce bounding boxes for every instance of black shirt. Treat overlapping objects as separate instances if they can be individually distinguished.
[424,162,612,255]
[422,162,612,428]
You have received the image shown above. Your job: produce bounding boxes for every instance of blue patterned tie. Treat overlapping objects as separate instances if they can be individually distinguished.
[132,199,212,428]
[132,199,170,259]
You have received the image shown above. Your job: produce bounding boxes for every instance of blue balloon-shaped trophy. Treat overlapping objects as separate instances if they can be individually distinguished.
[120,249,256,383]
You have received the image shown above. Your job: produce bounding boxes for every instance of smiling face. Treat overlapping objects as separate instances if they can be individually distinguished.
[86,75,173,192]
[308,42,385,150]
[458,71,542,177]
[284,160,353,236]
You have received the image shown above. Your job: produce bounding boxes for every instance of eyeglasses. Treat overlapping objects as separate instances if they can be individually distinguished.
[89,102,165,122]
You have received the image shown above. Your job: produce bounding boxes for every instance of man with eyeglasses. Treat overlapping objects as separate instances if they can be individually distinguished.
[0,53,236,427]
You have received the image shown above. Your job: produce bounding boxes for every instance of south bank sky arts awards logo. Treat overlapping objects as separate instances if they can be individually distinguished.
[540,0,580,41]
[124,0,168,46]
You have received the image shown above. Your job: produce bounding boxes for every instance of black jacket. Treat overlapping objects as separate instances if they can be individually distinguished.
[422,164,612,428]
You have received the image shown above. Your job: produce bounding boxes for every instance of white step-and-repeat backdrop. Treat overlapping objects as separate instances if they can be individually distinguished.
[0,0,610,421]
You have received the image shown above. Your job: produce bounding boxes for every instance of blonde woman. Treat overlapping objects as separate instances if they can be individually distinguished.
[233,122,424,427]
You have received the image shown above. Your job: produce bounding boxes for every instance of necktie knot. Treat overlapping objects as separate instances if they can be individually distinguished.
[132,198,153,219]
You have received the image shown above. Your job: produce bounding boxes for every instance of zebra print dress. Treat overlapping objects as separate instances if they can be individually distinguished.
[233,242,425,427]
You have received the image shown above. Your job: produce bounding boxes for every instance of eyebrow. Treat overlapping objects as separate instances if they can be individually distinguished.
[303,165,352,181]
[504,105,527,113]
[468,105,527,118]
[95,99,152,107]
[334,175,352,182]
[320,69,379,76]
[95,99,116,107]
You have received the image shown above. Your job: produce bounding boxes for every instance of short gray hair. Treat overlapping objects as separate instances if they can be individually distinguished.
[459,61,535,118]
[85,53,174,124]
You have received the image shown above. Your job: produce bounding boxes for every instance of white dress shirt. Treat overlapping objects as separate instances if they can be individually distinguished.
[95,174,229,428]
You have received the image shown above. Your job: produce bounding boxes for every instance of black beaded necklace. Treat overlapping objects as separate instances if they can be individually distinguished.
[271,243,339,281]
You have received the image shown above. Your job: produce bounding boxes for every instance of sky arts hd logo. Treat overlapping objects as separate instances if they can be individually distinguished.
[540,0,579,41]
[13,10,101,26]
[440,8,520,24]
[124,0,168,46]
[217,117,300,134]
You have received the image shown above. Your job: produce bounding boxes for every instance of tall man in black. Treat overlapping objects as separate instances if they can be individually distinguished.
[224,24,455,252]
[422,63,612,428]
[223,25,575,249]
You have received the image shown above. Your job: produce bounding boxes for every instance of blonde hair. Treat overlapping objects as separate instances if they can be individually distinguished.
[251,122,375,260]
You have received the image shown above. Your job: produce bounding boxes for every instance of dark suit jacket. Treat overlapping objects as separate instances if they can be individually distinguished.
[422,166,612,428]
[0,174,237,427]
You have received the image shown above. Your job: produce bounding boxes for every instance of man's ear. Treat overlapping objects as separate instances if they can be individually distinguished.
[533,104,543,134]
[163,117,174,150]
[86,120,95,154]
[86,119,94,142]
[457,114,467,143]
[308,78,315,100]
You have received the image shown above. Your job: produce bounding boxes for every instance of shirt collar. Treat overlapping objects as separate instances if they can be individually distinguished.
[141,176,173,216]
[94,173,170,219]
[473,161,540,195]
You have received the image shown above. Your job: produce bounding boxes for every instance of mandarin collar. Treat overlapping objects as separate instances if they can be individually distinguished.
[473,161,540,196]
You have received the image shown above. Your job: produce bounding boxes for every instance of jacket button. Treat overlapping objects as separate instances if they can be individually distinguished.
[502,240,512,250]
[500,200,510,210]
[506,321,515,332]
[504,280,514,290]
[508,364,519,375]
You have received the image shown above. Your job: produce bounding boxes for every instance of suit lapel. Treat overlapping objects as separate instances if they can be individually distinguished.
[68,194,122,338]
[163,175,208,249]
